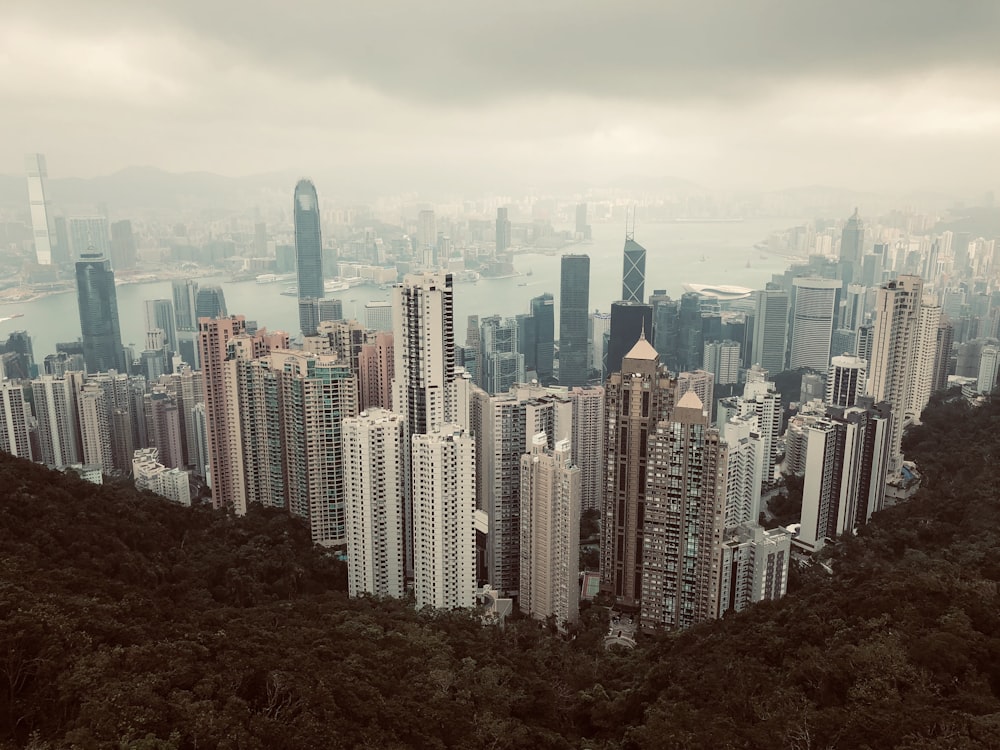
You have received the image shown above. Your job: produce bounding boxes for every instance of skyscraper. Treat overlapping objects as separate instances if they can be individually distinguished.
[717,524,791,617]
[32,375,80,468]
[294,180,324,335]
[790,277,841,371]
[588,311,612,377]
[559,255,590,387]
[479,315,524,395]
[172,280,199,332]
[602,333,675,607]
[519,434,580,626]
[751,288,789,375]
[827,355,867,408]
[703,340,741,386]
[798,399,891,551]
[392,272,459,438]
[569,385,605,514]
[144,299,177,354]
[68,217,111,259]
[195,286,228,322]
[472,382,573,596]
[606,301,654,378]
[344,408,407,598]
[418,210,437,252]
[75,253,126,374]
[412,426,476,610]
[0,383,33,460]
[364,301,394,332]
[25,153,56,265]
[529,293,555,384]
[866,275,933,475]
[199,316,287,512]
[110,220,137,270]
[132,448,191,506]
[358,331,394,411]
[621,238,647,303]
[495,207,511,253]
[931,322,954,394]
[641,390,727,629]
[839,208,864,267]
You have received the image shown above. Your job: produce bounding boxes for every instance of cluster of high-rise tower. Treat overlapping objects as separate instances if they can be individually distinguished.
[6,165,980,631]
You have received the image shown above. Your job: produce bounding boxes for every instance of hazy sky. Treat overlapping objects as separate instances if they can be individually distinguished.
[3,1,1000,192]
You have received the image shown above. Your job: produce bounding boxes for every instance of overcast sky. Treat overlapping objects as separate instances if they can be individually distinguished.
[3,1,1000,193]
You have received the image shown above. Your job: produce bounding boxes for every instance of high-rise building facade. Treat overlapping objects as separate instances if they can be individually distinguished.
[172,280,199,332]
[703,340,741,386]
[25,154,56,265]
[568,385,605,513]
[621,238,647,303]
[790,277,841,371]
[589,311,612,377]
[866,275,931,475]
[294,180,324,335]
[358,331,394,411]
[826,355,868,408]
[519,434,581,626]
[479,315,524,395]
[0,383,33,460]
[798,399,891,551]
[68,217,111,259]
[606,301,654,378]
[602,334,675,606]
[411,426,476,610]
[717,524,791,617]
[719,414,764,529]
[495,207,511,253]
[133,447,191,506]
[641,391,727,629]
[110,220,137,270]
[195,286,228,322]
[751,288,789,375]
[472,382,573,596]
[931,322,954,394]
[559,255,590,387]
[839,208,865,268]
[75,253,126,374]
[392,272,459,437]
[364,301,394,332]
[343,409,407,598]
[32,375,80,468]
[529,293,555,384]
[144,299,177,354]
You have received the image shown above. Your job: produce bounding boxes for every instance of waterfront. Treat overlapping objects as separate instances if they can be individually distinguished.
[10,217,801,361]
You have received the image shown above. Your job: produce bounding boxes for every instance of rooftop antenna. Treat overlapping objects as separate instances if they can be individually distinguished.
[625,205,635,241]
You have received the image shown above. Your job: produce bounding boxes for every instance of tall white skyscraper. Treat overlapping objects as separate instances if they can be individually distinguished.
[798,399,891,551]
[910,303,942,415]
[472,382,573,596]
[392,272,460,437]
[977,345,1000,394]
[343,409,407,599]
[717,524,792,617]
[589,311,612,374]
[826,355,868,408]
[25,154,56,265]
[31,375,80,467]
[866,275,934,475]
[519,434,581,626]
[703,340,741,386]
[568,385,604,513]
[719,414,764,529]
[411,426,476,610]
[790,277,841,371]
[132,447,191,506]
[0,383,33,460]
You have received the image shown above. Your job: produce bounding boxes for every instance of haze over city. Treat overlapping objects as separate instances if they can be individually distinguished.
[3,1,1000,194]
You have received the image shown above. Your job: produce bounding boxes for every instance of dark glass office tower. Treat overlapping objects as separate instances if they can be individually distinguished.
[294,179,324,335]
[530,293,555,384]
[75,252,125,373]
[195,286,228,322]
[559,255,590,386]
[172,279,199,331]
[622,238,647,303]
[606,301,654,376]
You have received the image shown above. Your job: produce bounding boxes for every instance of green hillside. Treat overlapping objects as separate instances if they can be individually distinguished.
[1,390,999,748]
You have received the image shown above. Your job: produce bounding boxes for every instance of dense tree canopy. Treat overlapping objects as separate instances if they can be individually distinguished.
[1,390,999,748]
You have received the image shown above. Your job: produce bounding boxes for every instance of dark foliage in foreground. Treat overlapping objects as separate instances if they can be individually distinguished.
[1,389,999,748]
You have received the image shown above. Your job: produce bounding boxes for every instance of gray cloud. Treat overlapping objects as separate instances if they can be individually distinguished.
[23,0,1000,103]
[2,1,1000,192]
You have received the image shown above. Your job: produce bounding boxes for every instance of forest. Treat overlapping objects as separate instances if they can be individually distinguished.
[1,389,999,748]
